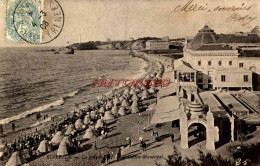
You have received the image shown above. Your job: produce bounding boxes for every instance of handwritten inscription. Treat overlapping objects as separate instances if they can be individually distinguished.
[173,0,257,26]
[226,14,257,26]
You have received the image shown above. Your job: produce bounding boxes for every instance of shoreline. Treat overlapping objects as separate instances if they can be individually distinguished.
[0,52,154,143]
[0,50,166,166]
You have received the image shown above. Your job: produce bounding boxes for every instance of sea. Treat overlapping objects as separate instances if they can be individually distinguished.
[0,47,148,134]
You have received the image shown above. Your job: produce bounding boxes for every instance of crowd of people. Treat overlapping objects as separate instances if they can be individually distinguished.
[0,59,165,166]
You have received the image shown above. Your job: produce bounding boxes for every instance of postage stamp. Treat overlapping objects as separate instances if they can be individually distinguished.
[6,0,64,44]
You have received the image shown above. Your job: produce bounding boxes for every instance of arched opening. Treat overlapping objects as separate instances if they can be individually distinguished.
[215,118,231,149]
[249,66,256,72]
[191,93,195,101]
[188,123,206,147]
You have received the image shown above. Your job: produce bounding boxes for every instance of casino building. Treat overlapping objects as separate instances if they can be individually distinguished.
[174,25,260,91]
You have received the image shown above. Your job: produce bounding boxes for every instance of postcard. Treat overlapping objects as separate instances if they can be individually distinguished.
[0,0,259,166]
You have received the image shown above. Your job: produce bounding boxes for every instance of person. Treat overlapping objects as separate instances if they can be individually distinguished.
[11,123,15,131]
[155,132,159,141]
[128,138,132,147]
[93,141,97,150]
[171,133,175,143]
[117,148,121,161]
[0,124,3,136]
[141,141,146,152]
[106,152,111,164]
[101,154,106,166]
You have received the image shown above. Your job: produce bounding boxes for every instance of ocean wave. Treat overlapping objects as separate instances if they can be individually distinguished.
[0,98,65,125]
[63,90,79,99]
[0,86,92,124]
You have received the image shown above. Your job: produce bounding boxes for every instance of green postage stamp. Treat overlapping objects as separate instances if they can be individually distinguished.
[6,0,64,44]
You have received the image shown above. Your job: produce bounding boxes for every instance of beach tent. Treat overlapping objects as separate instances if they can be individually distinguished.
[131,94,139,101]
[50,131,64,145]
[150,72,156,78]
[103,111,115,120]
[132,90,137,96]
[99,106,105,114]
[83,127,95,139]
[95,119,104,129]
[37,140,51,153]
[130,89,135,95]
[121,100,129,107]
[90,110,97,118]
[106,101,113,109]
[123,88,130,95]
[135,87,141,93]
[57,140,69,156]
[84,115,91,125]
[118,107,126,116]
[62,136,72,147]
[149,87,156,94]
[131,100,139,107]
[65,124,75,135]
[113,97,121,106]
[145,75,151,80]
[6,151,26,166]
[111,105,119,115]
[75,119,84,130]
[123,93,130,99]
[119,96,125,102]
[131,105,140,114]
[141,86,147,90]
[141,89,149,100]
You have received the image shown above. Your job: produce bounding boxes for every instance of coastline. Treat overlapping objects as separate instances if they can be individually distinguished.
[0,51,153,143]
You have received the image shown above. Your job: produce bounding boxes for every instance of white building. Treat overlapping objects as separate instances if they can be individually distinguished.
[174,25,260,90]
[146,40,169,50]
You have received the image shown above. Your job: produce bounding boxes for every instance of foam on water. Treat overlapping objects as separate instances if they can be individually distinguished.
[0,98,64,124]
[0,89,81,124]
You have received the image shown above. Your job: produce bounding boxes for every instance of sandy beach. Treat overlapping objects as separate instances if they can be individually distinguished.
[0,50,165,166]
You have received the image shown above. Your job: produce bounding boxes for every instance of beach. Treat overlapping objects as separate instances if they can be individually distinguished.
[0,48,149,139]
[0,48,168,165]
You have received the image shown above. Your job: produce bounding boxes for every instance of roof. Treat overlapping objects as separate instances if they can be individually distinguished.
[146,40,169,43]
[195,44,234,50]
[199,91,229,118]
[240,49,260,57]
[151,95,180,124]
[188,25,260,50]
[251,26,260,33]
[216,33,260,43]
[175,61,197,72]
[190,25,218,49]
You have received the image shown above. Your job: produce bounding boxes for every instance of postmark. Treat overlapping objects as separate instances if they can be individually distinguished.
[7,0,64,44]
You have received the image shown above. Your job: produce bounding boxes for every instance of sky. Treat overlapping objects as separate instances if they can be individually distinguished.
[0,0,260,47]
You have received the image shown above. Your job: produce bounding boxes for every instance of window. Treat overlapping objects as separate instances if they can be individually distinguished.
[198,61,201,66]
[174,71,177,79]
[239,63,244,68]
[208,71,212,83]
[218,61,222,66]
[191,73,195,82]
[198,72,203,83]
[184,73,191,82]
[229,60,232,66]
[179,73,184,82]
[221,75,226,82]
[244,75,248,82]
[208,61,211,66]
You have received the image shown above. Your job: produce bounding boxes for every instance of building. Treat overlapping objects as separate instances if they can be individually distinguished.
[146,40,169,50]
[174,25,260,90]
